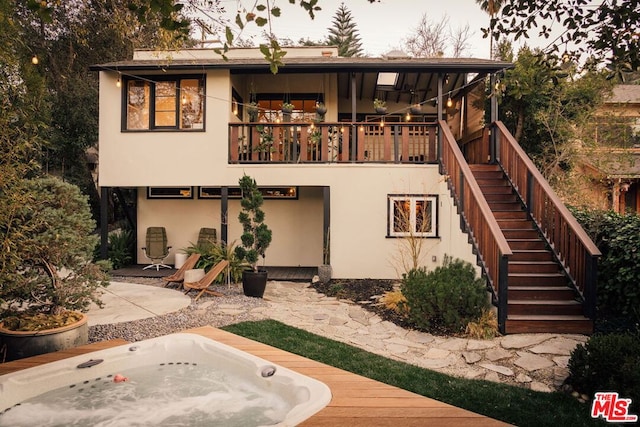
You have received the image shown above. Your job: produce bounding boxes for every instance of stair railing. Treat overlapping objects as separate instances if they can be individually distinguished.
[492,121,601,318]
[439,121,512,332]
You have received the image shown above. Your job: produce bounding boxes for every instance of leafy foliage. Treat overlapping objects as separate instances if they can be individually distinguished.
[107,229,135,270]
[568,332,640,414]
[234,175,272,271]
[401,256,489,333]
[571,208,640,330]
[487,0,640,78]
[0,177,108,319]
[185,240,247,284]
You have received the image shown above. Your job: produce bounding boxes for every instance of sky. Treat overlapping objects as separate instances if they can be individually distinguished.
[220,0,562,59]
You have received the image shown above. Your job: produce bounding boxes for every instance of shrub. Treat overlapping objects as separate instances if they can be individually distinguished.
[568,332,640,414]
[571,208,640,331]
[465,309,499,339]
[107,229,134,270]
[401,256,489,333]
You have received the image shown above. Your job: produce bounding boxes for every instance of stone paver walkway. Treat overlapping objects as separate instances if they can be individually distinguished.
[235,281,588,392]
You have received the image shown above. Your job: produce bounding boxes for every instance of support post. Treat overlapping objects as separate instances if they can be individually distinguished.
[221,186,228,244]
[498,254,509,335]
[100,186,109,260]
[323,186,331,264]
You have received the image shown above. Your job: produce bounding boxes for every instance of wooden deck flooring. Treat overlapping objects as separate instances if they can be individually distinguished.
[0,327,509,426]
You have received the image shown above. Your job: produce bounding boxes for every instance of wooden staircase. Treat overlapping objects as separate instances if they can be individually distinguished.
[469,164,593,334]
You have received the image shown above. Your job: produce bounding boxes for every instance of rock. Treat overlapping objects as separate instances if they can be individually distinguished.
[462,351,482,364]
[501,334,551,349]
[529,337,583,356]
[486,348,513,361]
[530,382,552,392]
[514,353,555,371]
[479,363,515,376]
[516,373,533,383]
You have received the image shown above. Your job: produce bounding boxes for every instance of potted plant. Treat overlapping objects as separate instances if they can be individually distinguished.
[0,177,108,361]
[315,101,327,116]
[282,102,294,114]
[373,98,387,114]
[234,174,273,297]
[410,103,422,115]
[246,101,259,122]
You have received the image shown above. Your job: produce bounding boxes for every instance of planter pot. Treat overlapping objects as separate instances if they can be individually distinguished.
[318,264,332,284]
[316,106,327,115]
[242,269,268,298]
[0,312,88,362]
[375,107,387,114]
[410,104,422,114]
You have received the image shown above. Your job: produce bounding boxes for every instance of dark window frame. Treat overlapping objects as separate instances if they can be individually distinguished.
[122,75,206,132]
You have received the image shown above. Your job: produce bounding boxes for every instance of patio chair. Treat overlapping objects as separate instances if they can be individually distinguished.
[142,227,172,270]
[183,260,229,301]
[197,227,217,251]
[163,253,201,288]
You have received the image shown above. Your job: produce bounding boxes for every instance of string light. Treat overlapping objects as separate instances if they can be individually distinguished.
[116,77,121,88]
[446,97,453,108]
[405,112,411,121]
[31,55,39,65]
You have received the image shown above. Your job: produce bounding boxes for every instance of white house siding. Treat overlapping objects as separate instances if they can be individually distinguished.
[134,164,476,280]
[99,64,477,280]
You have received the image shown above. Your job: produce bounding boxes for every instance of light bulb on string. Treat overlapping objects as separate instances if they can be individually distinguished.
[31,55,39,65]
[446,97,453,108]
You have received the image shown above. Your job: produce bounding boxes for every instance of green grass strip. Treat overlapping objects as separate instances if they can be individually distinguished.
[223,320,604,427]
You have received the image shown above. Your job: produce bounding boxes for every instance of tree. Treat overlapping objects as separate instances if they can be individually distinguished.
[487,1,640,79]
[403,13,472,58]
[475,0,504,59]
[326,3,363,57]
[495,43,612,187]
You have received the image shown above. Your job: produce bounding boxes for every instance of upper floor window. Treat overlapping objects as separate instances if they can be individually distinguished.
[125,76,205,131]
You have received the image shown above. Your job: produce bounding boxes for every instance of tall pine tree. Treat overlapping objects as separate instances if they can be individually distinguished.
[326,3,363,58]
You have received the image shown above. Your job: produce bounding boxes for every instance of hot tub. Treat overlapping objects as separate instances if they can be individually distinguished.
[0,332,332,426]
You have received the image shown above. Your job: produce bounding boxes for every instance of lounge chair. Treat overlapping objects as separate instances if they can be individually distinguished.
[183,260,229,301]
[163,253,201,288]
[142,227,172,270]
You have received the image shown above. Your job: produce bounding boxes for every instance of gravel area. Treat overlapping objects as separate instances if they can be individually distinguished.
[88,277,269,343]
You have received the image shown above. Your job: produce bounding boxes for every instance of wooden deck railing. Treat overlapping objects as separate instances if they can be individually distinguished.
[229,122,438,164]
[493,121,600,317]
[439,120,512,330]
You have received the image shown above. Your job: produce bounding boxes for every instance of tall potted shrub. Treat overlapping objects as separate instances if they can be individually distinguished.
[234,174,272,297]
[0,177,108,361]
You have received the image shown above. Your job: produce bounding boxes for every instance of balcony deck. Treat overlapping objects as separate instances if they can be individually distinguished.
[229,122,438,164]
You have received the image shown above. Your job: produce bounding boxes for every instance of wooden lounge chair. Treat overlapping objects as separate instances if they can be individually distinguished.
[183,260,229,301]
[163,253,201,288]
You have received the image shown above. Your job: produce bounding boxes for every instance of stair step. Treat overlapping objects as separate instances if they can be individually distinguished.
[511,250,555,262]
[476,178,510,187]
[502,229,540,239]
[509,299,584,316]
[497,219,536,229]
[469,164,501,171]
[508,286,577,300]
[506,315,593,334]
[508,240,548,250]
[479,186,514,195]
[471,170,504,179]
[488,202,523,211]
[484,193,518,202]
[509,261,560,273]
[494,211,529,220]
[509,273,567,286]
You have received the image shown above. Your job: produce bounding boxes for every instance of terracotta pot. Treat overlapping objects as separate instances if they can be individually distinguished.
[242,269,268,298]
[0,312,88,362]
